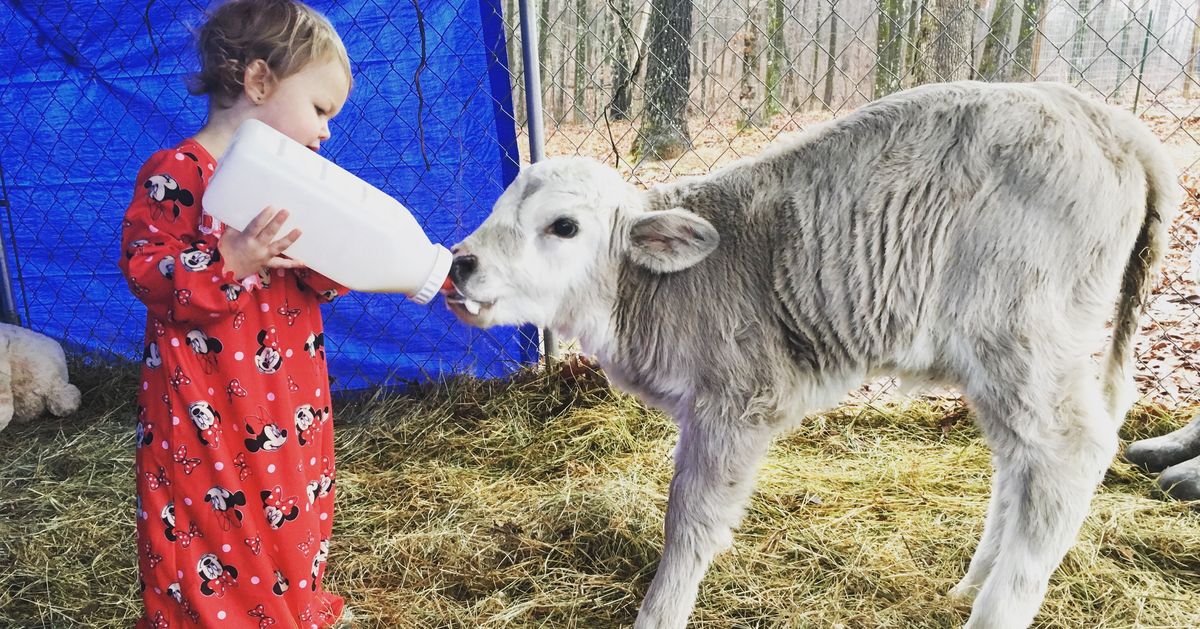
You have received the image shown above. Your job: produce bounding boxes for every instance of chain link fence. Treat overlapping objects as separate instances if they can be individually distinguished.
[497,0,1200,407]
[0,0,538,390]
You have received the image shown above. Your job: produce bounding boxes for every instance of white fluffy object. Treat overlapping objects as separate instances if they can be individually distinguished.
[0,323,81,431]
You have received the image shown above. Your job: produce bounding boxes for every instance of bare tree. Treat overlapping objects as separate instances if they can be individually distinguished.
[822,1,838,107]
[557,6,569,119]
[507,0,525,123]
[765,0,787,116]
[789,0,817,109]
[696,0,711,112]
[807,0,825,108]
[634,0,694,160]
[875,0,907,97]
[976,0,1016,81]
[912,0,973,84]
[902,0,924,87]
[539,0,551,86]
[574,0,588,122]
[739,0,764,126]
[607,0,639,119]
[1008,0,1045,81]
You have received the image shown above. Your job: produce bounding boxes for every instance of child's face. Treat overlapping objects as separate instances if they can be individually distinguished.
[256,57,350,153]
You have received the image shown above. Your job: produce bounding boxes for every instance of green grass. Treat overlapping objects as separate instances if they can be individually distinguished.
[1,359,1197,628]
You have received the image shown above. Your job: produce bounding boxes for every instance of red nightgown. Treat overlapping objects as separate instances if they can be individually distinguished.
[120,139,347,628]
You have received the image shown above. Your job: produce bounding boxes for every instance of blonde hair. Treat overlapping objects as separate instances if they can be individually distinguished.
[189,0,351,108]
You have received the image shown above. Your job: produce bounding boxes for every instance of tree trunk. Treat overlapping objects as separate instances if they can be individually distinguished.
[589,6,599,117]
[715,38,724,96]
[573,0,588,123]
[740,0,764,126]
[630,0,653,117]
[913,0,973,84]
[976,0,1016,81]
[557,8,569,120]
[911,2,936,83]
[690,0,704,113]
[808,0,824,109]
[791,0,814,108]
[875,0,906,97]
[944,0,976,80]
[698,0,710,112]
[539,0,551,87]
[1008,0,1046,81]
[822,3,838,108]
[968,0,984,77]
[765,0,787,117]
[506,0,525,123]
[902,0,923,87]
[633,0,694,160]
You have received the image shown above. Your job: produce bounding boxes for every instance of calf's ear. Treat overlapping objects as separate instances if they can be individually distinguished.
[627,207,720,273]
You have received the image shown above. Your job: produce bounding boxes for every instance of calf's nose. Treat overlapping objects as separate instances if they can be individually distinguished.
[450,255,478,285]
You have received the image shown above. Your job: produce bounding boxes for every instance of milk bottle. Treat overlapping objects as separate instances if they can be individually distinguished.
[202,119,452,304]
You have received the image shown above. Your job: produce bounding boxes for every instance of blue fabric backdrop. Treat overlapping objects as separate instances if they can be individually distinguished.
[0,0,537,389]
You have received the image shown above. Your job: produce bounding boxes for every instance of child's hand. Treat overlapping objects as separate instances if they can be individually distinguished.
[218,206,303,280]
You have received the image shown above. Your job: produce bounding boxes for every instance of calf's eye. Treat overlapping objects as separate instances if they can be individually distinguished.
[549,218,578,238]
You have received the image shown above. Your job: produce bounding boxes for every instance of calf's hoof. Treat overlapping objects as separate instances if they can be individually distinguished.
[947,580,980,605]
[1157,456,1200,501]
[1124,414,1200,473]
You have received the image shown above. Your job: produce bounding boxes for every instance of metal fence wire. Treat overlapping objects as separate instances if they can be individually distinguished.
[497,0,1200,408]
[0,0,1198,402]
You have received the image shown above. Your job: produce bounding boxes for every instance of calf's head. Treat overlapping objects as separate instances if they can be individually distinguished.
[445,157,719,343]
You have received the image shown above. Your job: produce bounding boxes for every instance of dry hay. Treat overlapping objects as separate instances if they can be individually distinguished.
[1,358,1198,628]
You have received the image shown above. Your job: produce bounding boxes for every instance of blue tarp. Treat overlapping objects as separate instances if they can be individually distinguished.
[0,0,537,389]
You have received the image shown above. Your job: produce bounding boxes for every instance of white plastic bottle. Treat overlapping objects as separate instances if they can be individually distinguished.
[201,118,452,304]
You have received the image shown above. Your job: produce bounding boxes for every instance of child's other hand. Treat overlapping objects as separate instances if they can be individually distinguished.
[218,206,302,280]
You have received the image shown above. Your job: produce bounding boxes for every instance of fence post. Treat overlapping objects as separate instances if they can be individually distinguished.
[0,162,21,326]
[517,0,559,367]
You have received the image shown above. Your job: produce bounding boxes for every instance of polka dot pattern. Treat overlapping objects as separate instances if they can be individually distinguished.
[126,139,344,626]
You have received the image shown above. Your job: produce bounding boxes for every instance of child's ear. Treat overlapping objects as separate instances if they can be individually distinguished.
[243,59,275,105]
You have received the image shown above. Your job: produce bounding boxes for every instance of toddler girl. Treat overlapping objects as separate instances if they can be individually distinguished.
[119,1,354,626]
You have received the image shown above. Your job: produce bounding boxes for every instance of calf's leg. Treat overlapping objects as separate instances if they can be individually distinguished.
[965,365,1117,629]
[635,400,775,629]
